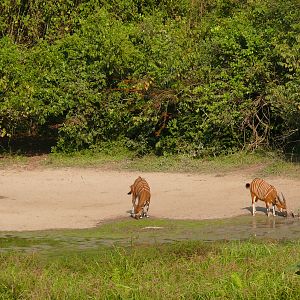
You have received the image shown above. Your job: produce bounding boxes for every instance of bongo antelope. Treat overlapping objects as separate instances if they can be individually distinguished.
[246,178,287,217]
[128,176,151,219]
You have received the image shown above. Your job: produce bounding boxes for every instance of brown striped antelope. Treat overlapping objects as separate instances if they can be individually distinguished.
[245,178,287,217]
[127,176,151,219]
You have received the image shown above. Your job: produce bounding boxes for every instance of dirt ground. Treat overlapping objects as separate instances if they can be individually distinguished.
[0,167,299,231]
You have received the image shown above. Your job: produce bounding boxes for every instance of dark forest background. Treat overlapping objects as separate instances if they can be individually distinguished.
[0,0,299,156]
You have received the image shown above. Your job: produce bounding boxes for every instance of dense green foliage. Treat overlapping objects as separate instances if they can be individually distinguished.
[0,0,299,155]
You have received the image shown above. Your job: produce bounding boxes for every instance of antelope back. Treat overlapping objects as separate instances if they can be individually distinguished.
[135,177,150,197]
[130,176,150,197]
[248,178,277,203]
[129,176,144,195]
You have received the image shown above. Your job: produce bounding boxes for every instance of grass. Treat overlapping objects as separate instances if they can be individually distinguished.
[0,218,299,299]
[1,149,299,178]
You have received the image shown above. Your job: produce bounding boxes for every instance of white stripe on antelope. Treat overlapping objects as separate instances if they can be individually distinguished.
[245,178,287,217]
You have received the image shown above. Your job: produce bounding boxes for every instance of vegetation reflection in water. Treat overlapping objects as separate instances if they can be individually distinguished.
[0,215,299,253]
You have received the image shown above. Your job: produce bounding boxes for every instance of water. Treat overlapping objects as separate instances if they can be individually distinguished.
[0,215,299,253]
[197,215,300,241]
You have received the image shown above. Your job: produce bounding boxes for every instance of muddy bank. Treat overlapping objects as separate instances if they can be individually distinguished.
[0,168,299,231]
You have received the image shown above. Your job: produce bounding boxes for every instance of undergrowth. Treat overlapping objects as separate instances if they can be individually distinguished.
[0,240,299,299]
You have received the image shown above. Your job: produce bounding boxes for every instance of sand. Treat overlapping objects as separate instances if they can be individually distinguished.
[0,167,299,231]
